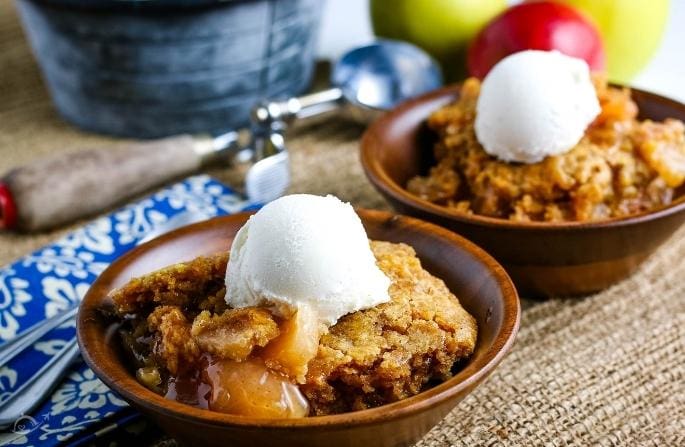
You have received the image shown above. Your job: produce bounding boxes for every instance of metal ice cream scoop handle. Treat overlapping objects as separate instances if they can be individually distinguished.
[251,39,443,130]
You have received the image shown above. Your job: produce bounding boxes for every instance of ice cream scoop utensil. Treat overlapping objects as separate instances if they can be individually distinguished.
[245,39,442,204]
[0,41,441,232]
[251,39,443,129]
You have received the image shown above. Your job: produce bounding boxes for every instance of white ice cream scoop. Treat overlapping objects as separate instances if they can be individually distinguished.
[475,50,601,164]
[225,194,391,326]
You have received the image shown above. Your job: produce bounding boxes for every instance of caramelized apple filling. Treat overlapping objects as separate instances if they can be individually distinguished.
[204,358,309,418]
[117,298,319,418]
[107,243,478,417]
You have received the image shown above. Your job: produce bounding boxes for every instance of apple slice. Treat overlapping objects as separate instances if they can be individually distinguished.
[204,358,309,418]
[261,304,321,384]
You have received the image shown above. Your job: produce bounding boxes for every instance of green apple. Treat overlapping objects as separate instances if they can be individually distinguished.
[558,0,670,83]
[370,0,507,80]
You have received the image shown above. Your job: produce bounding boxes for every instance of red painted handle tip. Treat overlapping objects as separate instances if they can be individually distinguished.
[0,182,18,230]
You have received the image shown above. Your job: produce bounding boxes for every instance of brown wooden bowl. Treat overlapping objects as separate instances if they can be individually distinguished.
[360,85,685,297]
[77,210,520,447]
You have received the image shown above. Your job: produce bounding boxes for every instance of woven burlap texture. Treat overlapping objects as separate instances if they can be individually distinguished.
[1,3,683,445]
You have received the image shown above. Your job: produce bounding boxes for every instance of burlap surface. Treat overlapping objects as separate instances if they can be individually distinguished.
[1,2,683,445]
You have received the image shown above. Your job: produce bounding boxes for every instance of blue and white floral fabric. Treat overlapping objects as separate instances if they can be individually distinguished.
[0,176,255,446]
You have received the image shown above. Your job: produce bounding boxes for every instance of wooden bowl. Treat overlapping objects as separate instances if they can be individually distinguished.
[77,210,519,447]
[360,85,685,297]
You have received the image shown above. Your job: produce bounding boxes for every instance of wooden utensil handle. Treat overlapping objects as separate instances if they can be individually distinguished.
[1,135,202,232]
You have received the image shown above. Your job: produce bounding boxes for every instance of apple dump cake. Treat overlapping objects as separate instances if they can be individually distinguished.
[105,195,477,417]
[407,51,685,222]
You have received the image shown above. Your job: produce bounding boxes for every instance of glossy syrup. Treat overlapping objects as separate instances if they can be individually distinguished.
[164,355,309,418]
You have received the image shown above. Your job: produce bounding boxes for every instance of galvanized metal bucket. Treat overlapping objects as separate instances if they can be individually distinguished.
[17,0,323,138]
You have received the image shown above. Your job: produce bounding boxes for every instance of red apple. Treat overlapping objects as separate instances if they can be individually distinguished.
[467,1,605,79]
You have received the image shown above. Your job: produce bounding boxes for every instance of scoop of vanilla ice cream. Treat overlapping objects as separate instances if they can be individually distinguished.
[474,50,601,164]
[225,194,391,326]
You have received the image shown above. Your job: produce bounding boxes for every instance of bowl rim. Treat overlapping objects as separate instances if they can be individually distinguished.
[360,84,685,232]
[77,209,520,430]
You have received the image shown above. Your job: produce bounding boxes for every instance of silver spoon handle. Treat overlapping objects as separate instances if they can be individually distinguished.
[0,338,79,428]
[0,306,78,368]
[251,87,344,126]
[292,87,345,119]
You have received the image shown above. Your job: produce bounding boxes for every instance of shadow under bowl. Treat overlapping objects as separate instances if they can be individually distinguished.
[360,85,685,297]
[77,210,520,447]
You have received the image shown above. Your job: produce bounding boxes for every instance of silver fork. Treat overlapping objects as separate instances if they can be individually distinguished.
[0,210,210,428]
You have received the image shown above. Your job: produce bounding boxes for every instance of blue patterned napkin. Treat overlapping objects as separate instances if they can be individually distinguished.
[0,175,256,446]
